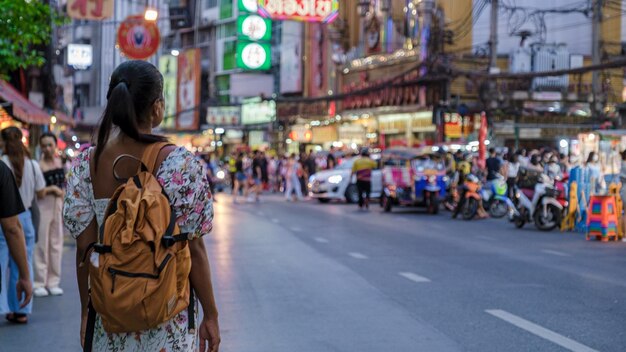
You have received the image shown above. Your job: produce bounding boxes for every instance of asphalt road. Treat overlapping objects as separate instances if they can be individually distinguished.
[2,193,626,351]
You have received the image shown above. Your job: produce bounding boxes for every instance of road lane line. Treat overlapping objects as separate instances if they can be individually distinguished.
[541,249,571,257]
[485,310,598,352]
[257,211,265,216]
[348,252,368,259]
[271,218,280,223]
[399,272,431,283]
[477,235,496,241]
[290,226,303,232]
[314,237,329,243]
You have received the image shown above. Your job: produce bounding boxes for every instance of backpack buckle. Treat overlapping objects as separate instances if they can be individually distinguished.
[162,236,176,248]
[93,244,112,254]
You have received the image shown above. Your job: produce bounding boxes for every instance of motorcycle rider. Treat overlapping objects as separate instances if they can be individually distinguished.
[545,155,562,180]
[452,154,484,219]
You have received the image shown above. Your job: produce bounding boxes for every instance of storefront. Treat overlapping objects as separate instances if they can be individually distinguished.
[0,79,75,153]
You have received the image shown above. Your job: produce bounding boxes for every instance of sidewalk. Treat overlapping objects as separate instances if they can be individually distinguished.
[0,244,81,351]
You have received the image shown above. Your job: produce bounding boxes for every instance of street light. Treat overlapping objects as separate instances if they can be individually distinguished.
[171,49,180,57]
[144,8,158,21]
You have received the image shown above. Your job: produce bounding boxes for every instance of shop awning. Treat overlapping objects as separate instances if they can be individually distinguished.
[0,80,74,126]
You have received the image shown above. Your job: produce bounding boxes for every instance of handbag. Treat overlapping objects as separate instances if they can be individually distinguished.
[30,160,40,243]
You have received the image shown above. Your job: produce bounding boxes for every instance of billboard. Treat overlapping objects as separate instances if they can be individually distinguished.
[207,106,241,126]
[177,49,201,130]
[159,55,178,130]
[257,0,339,23]
[280,21,302,94]
[241,97,276,125]
[67,44,93,69]
[68,0,113,20]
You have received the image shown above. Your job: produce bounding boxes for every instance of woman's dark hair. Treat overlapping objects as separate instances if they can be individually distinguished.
[586,151,596,164]
[40,132,58,145]
[1,127,30,187]
[94,60,167,170]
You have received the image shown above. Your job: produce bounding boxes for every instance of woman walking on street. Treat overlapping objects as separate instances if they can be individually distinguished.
[285,154,304,201]
[232,152,247,203]
[63,60,220,352]
[34,133,65,297]
[0,127,52,324]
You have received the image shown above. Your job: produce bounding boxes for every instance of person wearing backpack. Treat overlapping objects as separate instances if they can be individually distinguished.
[63,61,220,352]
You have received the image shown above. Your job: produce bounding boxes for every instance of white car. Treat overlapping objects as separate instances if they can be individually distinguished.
[308,157,383,203]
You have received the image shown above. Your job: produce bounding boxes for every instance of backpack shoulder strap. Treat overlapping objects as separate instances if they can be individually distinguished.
[141,142,173,174]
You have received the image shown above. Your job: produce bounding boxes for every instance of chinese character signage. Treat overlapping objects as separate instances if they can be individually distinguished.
[207,106,241,126]
[237,14,272,41]
[117,15,160,60]
[236,41,271,71]
[68,0,113,20]
[257,0,339,23]
[177,49,201,130]
[159,55,178,130]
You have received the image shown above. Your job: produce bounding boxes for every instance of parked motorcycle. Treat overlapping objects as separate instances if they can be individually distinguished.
[512,174,564,231]
[481,175,516,218]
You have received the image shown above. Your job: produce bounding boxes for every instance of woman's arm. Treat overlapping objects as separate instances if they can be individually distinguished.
[189,238,220,352]
[75,220,98,346]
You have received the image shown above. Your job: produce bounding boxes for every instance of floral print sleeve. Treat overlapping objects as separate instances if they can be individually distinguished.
[157,147,213,239]
[63,148,95,239]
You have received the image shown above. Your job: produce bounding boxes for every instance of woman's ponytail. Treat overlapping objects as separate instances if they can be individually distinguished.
[93,61,167,170]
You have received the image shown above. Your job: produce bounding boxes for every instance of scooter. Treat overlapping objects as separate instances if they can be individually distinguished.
[512,174,564,231]
[481,174,516,218]
[460,174,483,220]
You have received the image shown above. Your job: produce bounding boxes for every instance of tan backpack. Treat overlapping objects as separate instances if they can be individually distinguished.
[85,143,193,335]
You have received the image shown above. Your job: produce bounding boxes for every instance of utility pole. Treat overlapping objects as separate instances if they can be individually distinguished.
[591,0,602,117]
[489,0,499,73]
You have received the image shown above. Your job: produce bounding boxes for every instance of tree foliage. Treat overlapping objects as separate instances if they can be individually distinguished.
[0,0,65,78]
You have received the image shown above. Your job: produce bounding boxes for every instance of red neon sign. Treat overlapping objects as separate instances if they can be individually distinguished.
[257,0,339,23]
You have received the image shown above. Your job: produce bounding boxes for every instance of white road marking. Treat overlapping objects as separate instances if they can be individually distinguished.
[486,310,599,352]
[314,237,329,243]
[541,249,571,257]
[271,218,280,223]
[399,272,431,283]
[477,235,496,241]
[257,211,265,216]
[348,252,368,259]
[290,226,303,232]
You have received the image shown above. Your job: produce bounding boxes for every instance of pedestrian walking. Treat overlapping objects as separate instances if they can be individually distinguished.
[34,132,65,297]
[285,154,304,201]
[0,160,33,319]
[250,150,263,202]
[62,60,220,352]
[351,148,377,209]
[506,153,520,200]
[228,152,237,194]
[327,147,337,169]
[0,127,52,324]
[233,152,247,203]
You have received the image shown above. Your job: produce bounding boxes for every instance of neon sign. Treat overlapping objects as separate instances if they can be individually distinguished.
[257,0,339,23]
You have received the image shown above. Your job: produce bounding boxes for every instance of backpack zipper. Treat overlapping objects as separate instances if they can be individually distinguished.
[108,254,173,293]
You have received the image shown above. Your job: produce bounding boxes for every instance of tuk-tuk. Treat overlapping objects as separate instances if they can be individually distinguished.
[380,148,447,214]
